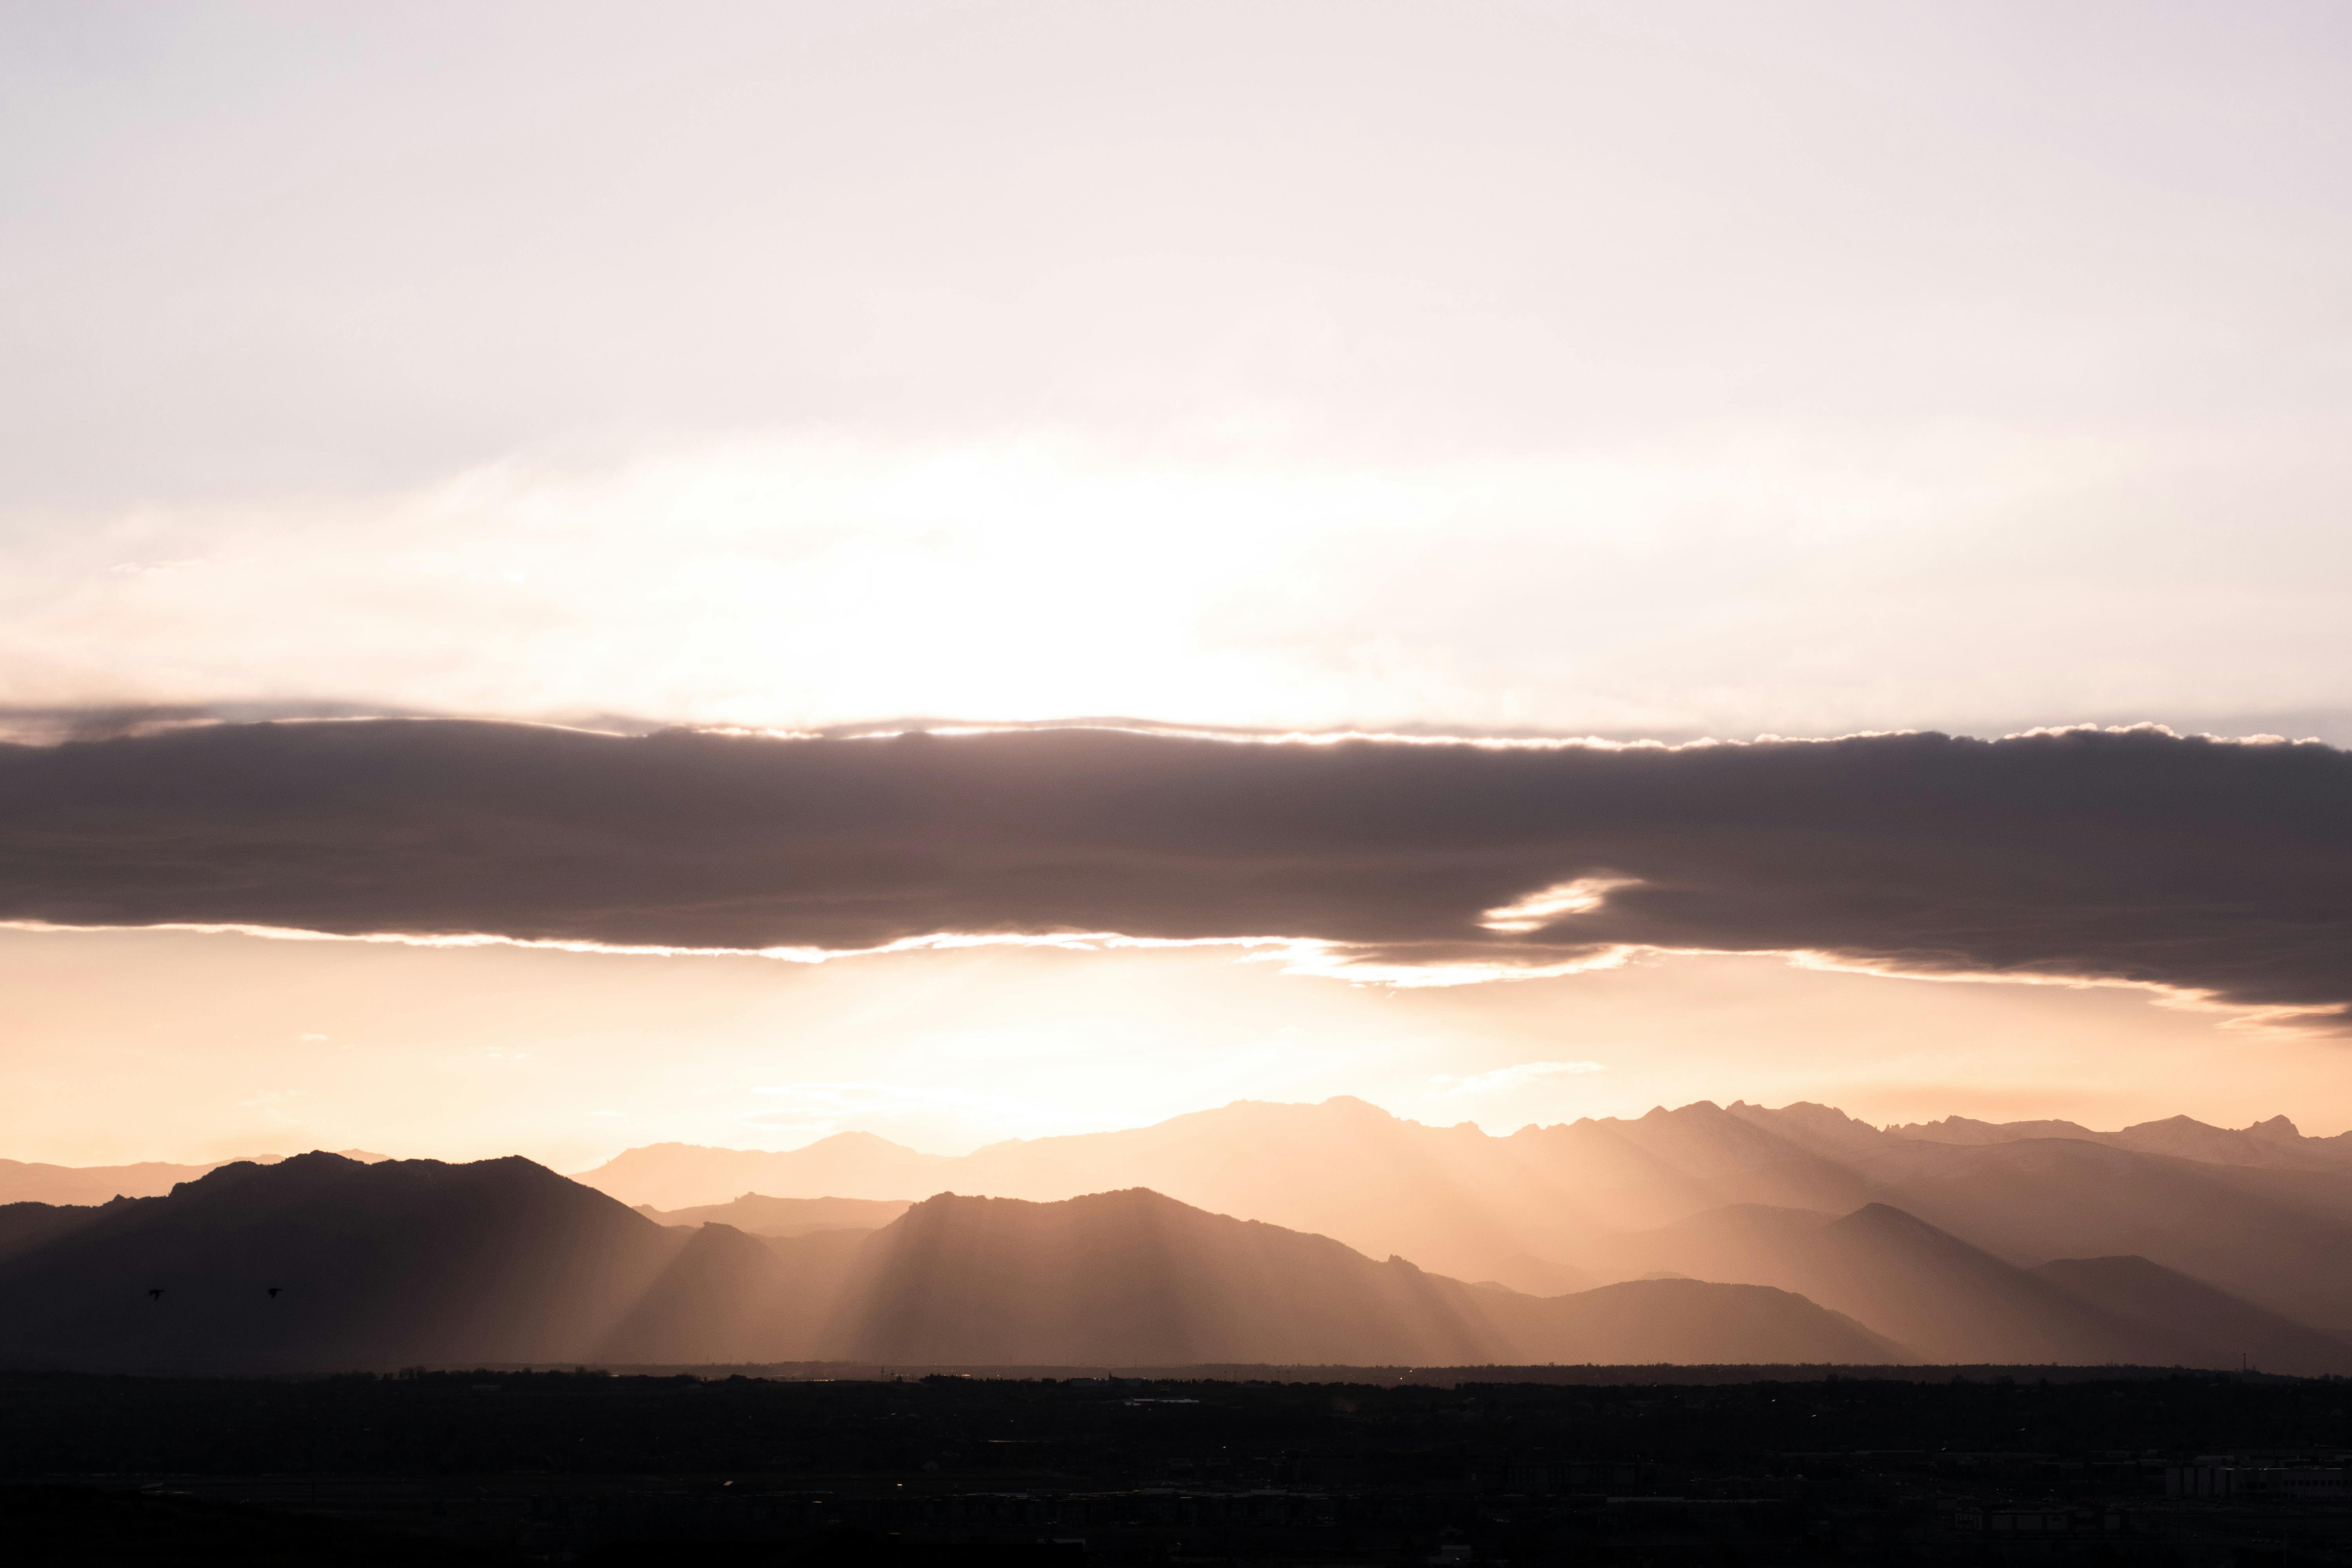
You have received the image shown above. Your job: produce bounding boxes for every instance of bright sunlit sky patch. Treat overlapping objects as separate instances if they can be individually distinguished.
[6,0,2351,742]
[13,425,2348,742]
[4,0,2349,1161]
[5,926,2348,1171]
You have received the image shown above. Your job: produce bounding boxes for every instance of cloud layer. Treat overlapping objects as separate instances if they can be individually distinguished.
[1,720,2345,1020]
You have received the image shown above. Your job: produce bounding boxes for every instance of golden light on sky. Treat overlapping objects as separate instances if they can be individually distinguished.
[4,924,2346,1172]
[3,0,2348,1171]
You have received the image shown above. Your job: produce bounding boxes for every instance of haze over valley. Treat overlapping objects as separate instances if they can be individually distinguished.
[8,1094,2350,1378]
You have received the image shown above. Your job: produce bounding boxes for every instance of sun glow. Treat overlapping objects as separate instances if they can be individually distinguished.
[10,424,2281,744]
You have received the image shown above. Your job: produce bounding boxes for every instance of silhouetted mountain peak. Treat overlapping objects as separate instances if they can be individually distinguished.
[1885,1114,2099,1145]
[0,1150,684,1370]
[147,1153,641,1240]
[2119,1114,2216,1136]
[1555,1100,1751,1136]
[255,1149,370,1175]
[168,1149,378,1201]
[1723,1100,1896,1154]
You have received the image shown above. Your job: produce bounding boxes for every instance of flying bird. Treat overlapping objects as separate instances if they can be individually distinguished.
[266,1287,282,1298]
[147,1288,163,1301]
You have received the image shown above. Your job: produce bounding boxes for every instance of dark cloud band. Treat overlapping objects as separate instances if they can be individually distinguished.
[1,720,2345,1018]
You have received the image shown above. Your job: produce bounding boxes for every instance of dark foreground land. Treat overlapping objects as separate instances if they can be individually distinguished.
[2,1368,2348,1566]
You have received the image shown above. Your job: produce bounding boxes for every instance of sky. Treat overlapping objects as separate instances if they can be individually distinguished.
[2,0,2348,1165]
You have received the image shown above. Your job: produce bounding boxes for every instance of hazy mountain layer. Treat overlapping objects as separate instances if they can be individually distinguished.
[18,1096,2352,1364]
[1585,1200,2352,1374]
[1602,1202,2199,1364]
[2030,1256,2352,1378]
[820,1189,1512,1366]
[0,1157,1903,1371]
[1885,1113,2352,1171]
[1857,1138,2352,1328]
[0,1151,390,1207]
[572,1097,1870,1281]
[634,1194,912,1236]
[588,1134,956,1214]
[818,1190,1905,1367]
[568,1097,2352,1327]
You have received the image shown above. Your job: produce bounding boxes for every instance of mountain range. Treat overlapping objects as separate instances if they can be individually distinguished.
[633,1194,913,1236]
[0,1150,390,1207]
[0,1154,672,1369]
[0,1155,1900,1371]
[570,1097,2352,1336]
[6,1096,2351,1374]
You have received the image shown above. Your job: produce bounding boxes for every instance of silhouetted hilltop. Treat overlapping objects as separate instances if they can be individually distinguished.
[0,1170,1902,1370]
[820,1188,1515,1367]
[0,1152,723,1370]
[568,1097,2352,1330]
[816,1189,1902,1367]
[597,1223,804,1366]
[1476,1276,1909,1366]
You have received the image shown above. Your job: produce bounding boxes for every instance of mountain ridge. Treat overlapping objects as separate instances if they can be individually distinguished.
[558,1096,2352,1319]
[0,1156,1913,1372]
[0,1150,392,1207]
[0,1152,697,1370]
[15,1096,2352,1348]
